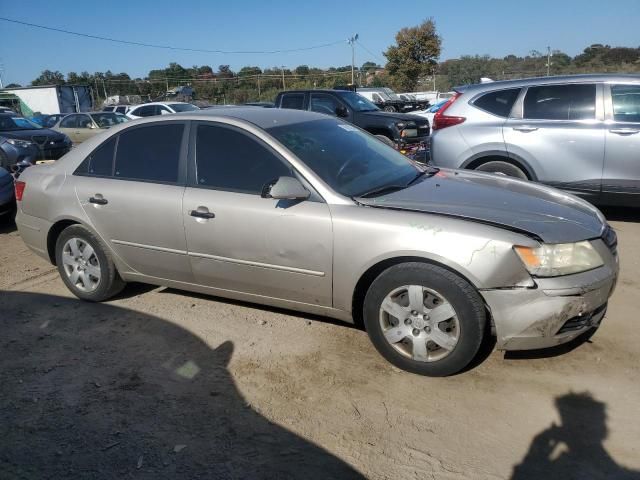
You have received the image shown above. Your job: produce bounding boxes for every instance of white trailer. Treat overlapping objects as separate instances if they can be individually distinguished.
[0,85,93,116]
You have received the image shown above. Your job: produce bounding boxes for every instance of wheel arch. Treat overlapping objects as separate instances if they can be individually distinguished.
[462,152,538,181]
[47,218,81,265]
[350,255,483,329]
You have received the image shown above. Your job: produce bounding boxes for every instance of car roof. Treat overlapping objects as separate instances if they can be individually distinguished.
[130,101,192,107]
[165,107,334,129]
[457,73,640,94]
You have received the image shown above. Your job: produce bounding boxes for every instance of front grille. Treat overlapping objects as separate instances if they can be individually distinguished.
[557,303,607,334]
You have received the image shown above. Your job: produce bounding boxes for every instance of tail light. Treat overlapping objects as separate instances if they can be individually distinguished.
[15,181,26,201]
[432,92,466,130]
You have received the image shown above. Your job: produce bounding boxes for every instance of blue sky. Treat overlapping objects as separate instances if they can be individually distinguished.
[1,0,639,85]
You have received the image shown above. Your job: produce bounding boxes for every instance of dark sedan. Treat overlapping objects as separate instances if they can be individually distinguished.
[0,114,72,168]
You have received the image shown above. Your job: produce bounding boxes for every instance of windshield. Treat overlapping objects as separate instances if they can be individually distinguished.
[338,92,379,112]
[90,112,129,128]
[383,88,401,100]
[266,118,419,197]
[0,116,42,131]
[168,103,199,112]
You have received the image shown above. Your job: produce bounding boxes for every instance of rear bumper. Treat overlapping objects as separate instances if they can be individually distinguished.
[482,239,618,350]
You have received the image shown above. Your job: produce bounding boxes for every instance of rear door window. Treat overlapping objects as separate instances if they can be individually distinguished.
[60,115,79,128]
[473,88,521,117]
[114,123,184,183]
[280,94,305,110]
[611,84,640,123]
[523,84,596,120]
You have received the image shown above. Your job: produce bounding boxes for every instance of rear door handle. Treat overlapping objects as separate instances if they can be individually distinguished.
[89,195,108,205]
[609,128,639,136]
[513,126,539,133]
[190,207,215,219]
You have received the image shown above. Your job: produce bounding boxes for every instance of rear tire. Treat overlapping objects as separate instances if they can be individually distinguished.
[363,262,486,376]
[474,160,528,180]
[383,105,397,113]
[55,225,125,301]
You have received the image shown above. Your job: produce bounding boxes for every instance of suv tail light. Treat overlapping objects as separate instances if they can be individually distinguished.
[15,181,26,201]
[432,92,465,130]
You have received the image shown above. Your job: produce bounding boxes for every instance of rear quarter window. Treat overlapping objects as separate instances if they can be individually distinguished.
[472,88,521,117]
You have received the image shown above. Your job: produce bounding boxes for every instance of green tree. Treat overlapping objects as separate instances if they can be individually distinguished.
[31,70,65,86]
[5,83,21,88]
[384,18,441,91]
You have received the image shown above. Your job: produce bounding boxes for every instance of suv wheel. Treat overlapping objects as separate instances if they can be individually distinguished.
[363,262,486,376]
[383,105,397,113]
[55,225,125,301]
[475,160,528,180]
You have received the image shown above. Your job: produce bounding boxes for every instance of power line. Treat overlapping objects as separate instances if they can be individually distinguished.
[356,40,386,65]
[0,16,345,55]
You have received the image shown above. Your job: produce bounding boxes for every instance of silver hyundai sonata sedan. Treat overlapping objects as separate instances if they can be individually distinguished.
[15,108,619,376]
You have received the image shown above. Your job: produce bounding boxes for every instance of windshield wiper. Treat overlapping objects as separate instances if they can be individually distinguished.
[355,184,407,199]
[407,166,439,186]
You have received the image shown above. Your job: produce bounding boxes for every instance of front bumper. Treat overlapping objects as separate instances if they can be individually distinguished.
[482,238,618,350]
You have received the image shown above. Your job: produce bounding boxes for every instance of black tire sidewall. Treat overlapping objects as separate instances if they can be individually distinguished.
[364,262,486,376]
[55,225,123,301]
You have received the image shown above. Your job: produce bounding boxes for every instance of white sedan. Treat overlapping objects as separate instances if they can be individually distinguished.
[126,102,199,119]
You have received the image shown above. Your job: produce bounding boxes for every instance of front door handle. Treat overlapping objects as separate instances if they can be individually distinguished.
[609,128,640,136]
[190,207,215,219]
[513,126,539,133]
[89,195,108,205]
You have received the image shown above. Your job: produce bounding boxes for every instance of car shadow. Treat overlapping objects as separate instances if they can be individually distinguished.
[0,218,16,234]
[511,391,640,479]
[0,291,364,479]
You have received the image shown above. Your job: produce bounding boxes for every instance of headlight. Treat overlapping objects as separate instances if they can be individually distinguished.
[395,122,406,130]
[5,138,35,148]
[514,241,603,277]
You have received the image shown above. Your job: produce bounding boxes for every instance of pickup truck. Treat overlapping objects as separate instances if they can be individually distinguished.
[273,89,429,160]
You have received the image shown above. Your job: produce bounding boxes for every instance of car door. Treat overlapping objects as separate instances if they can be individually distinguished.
[602,83,640,204]
[504,83,605,198]
[74,114,98,143]
[72,121,193,282]
[57,114,84,143]
[183,121,333,306]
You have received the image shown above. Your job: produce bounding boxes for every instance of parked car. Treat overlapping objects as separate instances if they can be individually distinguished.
[15,108,618,376]
[102,105,130,115]
[52,112,129,144]
[430,74,640,206]
[0,166,15,220]
[356,88,405,112]
[274,89,429,158]
[0,106,17,114]
[31,113,66,128]
[413,99,449,126]
[127,102,199,119]
[0,113,71,168]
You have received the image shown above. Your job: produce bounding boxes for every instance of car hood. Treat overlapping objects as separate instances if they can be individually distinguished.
[360,110,429,124]
[1,128,66,141]
[357,169,606,243]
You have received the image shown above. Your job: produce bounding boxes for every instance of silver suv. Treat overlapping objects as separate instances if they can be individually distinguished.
[430,74,640,206]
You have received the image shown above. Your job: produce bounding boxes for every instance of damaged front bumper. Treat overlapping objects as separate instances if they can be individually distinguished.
[482,239,619,351]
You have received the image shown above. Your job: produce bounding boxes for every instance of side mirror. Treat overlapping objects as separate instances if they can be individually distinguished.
[335,105,349,118]
[263,176,310,200]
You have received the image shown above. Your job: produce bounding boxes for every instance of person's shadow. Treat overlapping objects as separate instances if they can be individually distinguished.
[0,291,363,479]
[511,392,640,480]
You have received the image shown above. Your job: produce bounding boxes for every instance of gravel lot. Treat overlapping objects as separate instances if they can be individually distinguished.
[1,209,639,479]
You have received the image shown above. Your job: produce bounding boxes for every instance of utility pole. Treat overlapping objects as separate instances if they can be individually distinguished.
[257,75,261,100]
[546,46,552,76]
[348,34,359,85]
[281,66,286,89]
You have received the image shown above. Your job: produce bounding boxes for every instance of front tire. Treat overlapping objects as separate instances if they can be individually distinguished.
[55,225,125,301]
[474,160,528,180]
[363,262,486,376]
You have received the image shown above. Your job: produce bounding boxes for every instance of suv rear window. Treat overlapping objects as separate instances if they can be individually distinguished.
[280,94,305,110]
[473,88,520,117]
[524,84,596,120]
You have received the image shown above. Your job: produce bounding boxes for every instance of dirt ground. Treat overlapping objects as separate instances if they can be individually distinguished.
[1,209,639,480]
